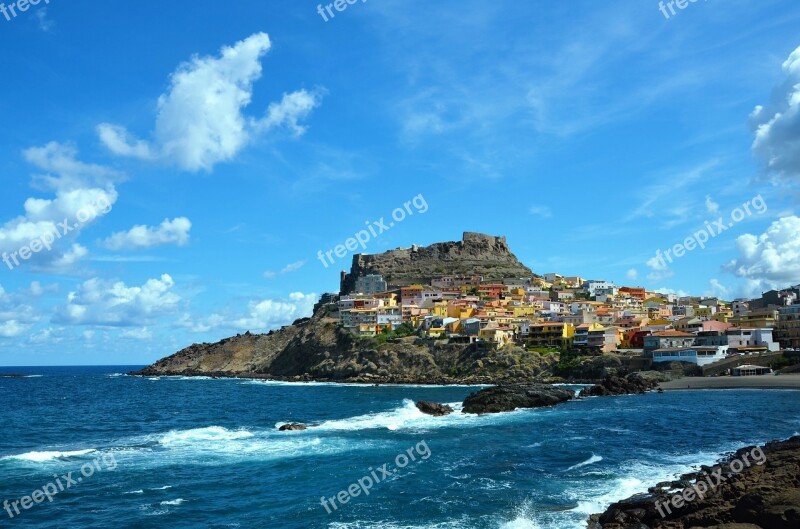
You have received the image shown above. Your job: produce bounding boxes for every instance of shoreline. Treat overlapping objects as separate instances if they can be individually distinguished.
[128,370,800,390]
[589,435,800,528]
[659,374,800,391]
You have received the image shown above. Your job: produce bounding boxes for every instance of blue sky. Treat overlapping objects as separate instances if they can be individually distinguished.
[1,0,800,365]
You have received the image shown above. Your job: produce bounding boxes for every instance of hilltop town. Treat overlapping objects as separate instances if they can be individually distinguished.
[321,233,800,376]
[136,233,800,382]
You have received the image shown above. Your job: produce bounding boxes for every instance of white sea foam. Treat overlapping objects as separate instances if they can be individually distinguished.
[499,517,541,529]
[121,425,375,467]
[160,498,185,506]
[312,399,540,433]
[159,426,254,447]
[1,449,96,462]
[571,476,644,515]
[566,454,603,471]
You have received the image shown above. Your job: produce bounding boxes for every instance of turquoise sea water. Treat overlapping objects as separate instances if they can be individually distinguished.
[1,366,799,528]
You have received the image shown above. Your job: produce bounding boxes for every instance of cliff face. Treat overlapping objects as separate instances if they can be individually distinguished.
[339,232,534,294]
[133,311,559,383]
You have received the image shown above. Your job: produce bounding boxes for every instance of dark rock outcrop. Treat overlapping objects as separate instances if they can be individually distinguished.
[416,401,454,416]
[462,383,574,414]
[588,436,800,529]
[339,232,534,294]
[579,373,659,397]
[278,423,309,431]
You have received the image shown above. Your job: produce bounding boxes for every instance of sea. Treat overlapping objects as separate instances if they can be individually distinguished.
[1,366,799,529]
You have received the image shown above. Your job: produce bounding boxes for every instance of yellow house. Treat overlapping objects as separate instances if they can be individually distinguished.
[430,302,449,318]
[695,306,714,317]
[731,309,777,329]
[527,322,575,348]
[713,308,733,322]
[426,327,446,338]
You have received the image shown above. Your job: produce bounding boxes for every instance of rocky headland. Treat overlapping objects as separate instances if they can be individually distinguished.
[588,436,800,529]
[132,307,562,384]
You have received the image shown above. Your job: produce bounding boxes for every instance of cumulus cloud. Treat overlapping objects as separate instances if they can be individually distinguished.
[626,268,638,281]
[705,279,732,300]
[54,274,181,326]
[750,45,800,183]
[724,216,800,292]
[0,142,118,272]
[231,292,316,331]
[0,320,30,338]
[102,217,192,250]
[177,292,316,333]
[98,33,323,172]
[0,284,39,338]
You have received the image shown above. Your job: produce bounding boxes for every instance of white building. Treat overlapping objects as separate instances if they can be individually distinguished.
[726,328,780,352]
[652,346,728,366]
[583,280,616,298]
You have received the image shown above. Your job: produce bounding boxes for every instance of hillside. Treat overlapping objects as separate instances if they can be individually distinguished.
[133,310,559,383]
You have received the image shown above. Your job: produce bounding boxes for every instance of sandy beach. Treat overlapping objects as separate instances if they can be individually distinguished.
[660,374,800,391]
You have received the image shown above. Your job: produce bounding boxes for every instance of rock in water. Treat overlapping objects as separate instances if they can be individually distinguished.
[579,373,659,397]
[416,401,454,416]
[278,423,308,431]
[462,383,574,414]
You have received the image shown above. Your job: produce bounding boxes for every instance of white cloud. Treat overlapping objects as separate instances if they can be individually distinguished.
[102,217,192,250]
[750,45,800,183]
[705,279,732,300]
[705,195,720,215]
[29,281,58,297]
[646,254,669,272]
[264,260,306,279]
[529,205,553,219]
[258,91,323,136]
[0,142,118,272]
[30,327,66,344]
[231,292,316,331]
[121,327,153,340]
[0,285,39,338]
[655,287,689,297]
[97,124,154,159]
[724,215,800,292]
[54,274,181,326]
[23,141,123,191]
[626,268,638,280]
[98,33,323,172]
[0,320,29,338]
[178,292,316,333]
